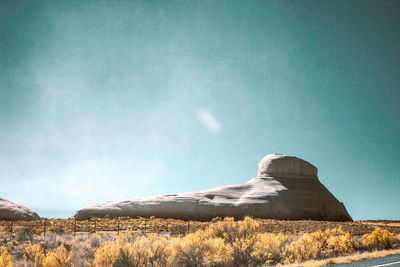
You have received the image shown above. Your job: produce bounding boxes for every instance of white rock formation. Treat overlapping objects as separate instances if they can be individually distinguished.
[75,154,352,221]
[0,198,40,220]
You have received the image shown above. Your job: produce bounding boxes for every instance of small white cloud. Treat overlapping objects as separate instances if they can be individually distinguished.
[197,108,221,133]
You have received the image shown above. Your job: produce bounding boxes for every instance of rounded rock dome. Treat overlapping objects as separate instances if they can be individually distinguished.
[257,154,318,178]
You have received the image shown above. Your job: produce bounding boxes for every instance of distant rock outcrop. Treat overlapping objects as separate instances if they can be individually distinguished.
[75,154,352,221]
[0,198,40,220]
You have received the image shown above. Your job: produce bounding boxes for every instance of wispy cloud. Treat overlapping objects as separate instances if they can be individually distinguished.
[197,108,221,133]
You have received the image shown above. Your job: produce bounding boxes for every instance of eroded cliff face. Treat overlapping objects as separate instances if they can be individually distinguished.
[75,154,352,221]
[0,198,40,220]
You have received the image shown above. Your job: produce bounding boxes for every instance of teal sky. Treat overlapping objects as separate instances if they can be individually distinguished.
[1,1,399,220]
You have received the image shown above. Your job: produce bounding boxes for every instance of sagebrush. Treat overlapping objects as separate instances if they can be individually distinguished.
[0,217,399,267]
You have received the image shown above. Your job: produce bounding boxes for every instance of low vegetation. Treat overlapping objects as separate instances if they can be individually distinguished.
[0,217,399,266]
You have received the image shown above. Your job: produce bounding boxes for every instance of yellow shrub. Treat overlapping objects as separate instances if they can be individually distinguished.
[325,228,355,256]
[68,242,96,267]
[251,233,290,264]
[48,220,71,235]
[203,237,233,266]
[206,217,259,242]
[0,247,13,267]
[169,231,208,266]
[42,244,68,267]
[284,227,354,263]
[93,234,169,267]
[134,234,168,266]
[169,230,233,266]
[114,234,169,267]
[362,228,396,250]
[205,216,260,265]
[112,243,143,267]
[93,241,122,267]
[24,242,44,267]
[284,230,324,263]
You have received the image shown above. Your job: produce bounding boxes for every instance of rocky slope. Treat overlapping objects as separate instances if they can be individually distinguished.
[0,198,40,220]
[75,154,352,221]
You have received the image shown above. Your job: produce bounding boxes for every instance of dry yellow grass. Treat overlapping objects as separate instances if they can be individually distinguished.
[281,248,400,267]
[0,217,399,266]
[362,222,400,227]
[0,246,13,267]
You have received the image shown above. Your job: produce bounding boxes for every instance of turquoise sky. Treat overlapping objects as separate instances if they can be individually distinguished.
[1,1,399,220]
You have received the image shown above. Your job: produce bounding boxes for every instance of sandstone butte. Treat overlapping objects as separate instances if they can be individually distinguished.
[75,154,353,221]
[0,198,40,220]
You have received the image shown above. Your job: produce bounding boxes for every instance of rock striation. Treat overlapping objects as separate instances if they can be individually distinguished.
[75,154,352,221]
[0,198,40,220]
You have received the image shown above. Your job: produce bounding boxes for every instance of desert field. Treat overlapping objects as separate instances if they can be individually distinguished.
[0,217,400,266]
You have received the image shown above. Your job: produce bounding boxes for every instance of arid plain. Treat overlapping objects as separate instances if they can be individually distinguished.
[1,217,400,266]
